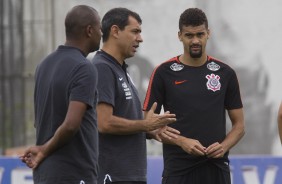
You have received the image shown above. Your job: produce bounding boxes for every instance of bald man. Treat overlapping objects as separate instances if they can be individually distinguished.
[20,5,101,184]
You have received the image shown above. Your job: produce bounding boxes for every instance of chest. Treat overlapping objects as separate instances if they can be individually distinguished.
[163,67,229,103]
[115,71,140,102]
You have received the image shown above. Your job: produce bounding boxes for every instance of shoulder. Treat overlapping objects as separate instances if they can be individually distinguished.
[59,46,86,61]
[92,51,114,69]
[71,61,97,81]
[92,54,116,80]
[207,56,236,74]
[154,56,180,72]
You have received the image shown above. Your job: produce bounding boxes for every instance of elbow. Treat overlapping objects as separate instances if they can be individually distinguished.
[97,114,117,134]
[240,129,245,138]
[98,126,108,134]
[239,123,245,138]
[232,120,245,139]
[63,121,80,135]
[98,122,112,134]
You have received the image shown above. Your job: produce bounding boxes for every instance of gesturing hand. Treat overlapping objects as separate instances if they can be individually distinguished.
[144,102,176,132]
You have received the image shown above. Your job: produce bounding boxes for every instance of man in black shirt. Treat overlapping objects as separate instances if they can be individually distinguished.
[20,5,101,184]
[143,8,245,184]
[92,8,177,184]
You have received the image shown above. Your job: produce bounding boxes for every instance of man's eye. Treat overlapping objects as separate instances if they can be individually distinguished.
[197,33,204,37]
[185,34,193,38]
[133,30,141,34]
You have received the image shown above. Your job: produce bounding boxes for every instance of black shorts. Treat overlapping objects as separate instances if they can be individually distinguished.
[162,162,231,184]
[101,173,146,184]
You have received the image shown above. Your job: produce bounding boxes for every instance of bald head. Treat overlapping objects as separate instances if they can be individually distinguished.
[65,5,100,40]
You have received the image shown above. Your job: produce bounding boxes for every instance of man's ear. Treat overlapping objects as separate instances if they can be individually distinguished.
[86,25,93,37]
[111,25,119,39]
[178,31,182,41]
[207,29,211,39]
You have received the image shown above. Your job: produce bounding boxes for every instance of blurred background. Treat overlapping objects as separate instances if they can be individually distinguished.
[1,0,282,157]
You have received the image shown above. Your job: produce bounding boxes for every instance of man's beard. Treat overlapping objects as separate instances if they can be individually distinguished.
[189,46,202,58]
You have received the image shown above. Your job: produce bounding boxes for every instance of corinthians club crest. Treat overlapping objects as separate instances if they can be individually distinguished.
[207,62,220,71]
[170,63,184,71]
[206,73,221,92]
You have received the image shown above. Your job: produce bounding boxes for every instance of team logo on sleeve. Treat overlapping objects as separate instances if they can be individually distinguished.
[206,73,221,92]
[170,63,184,71]
[207,62,220,71]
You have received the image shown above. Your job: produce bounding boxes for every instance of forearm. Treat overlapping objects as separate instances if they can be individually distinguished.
[42,122,79,157]
[221,122,245,152]
[99,115,147,135]
[98,103,176,135]
[222,108,245,152]
[161,134,185,146]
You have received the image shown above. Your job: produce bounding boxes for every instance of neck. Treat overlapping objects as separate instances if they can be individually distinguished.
[180,53,207,67]
[65,40,88,56]
[102,42,124,65]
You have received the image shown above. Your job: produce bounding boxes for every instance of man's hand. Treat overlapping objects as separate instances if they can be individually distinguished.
[149,126,180,142]
[144,102,176,131]
[20,145,46,169]
[206,142,225,158]
[179,137,206,156]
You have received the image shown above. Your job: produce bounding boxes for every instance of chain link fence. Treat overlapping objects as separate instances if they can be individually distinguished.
[0,0,55,155]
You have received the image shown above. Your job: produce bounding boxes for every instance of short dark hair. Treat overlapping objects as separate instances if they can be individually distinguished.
[65,5,99,39]
[102,7,142,42]
[179,8,208,31]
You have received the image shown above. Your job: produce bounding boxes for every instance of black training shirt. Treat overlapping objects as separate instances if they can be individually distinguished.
[143,55,243,176]
[93,50,146,183]
[33,45,99,183]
